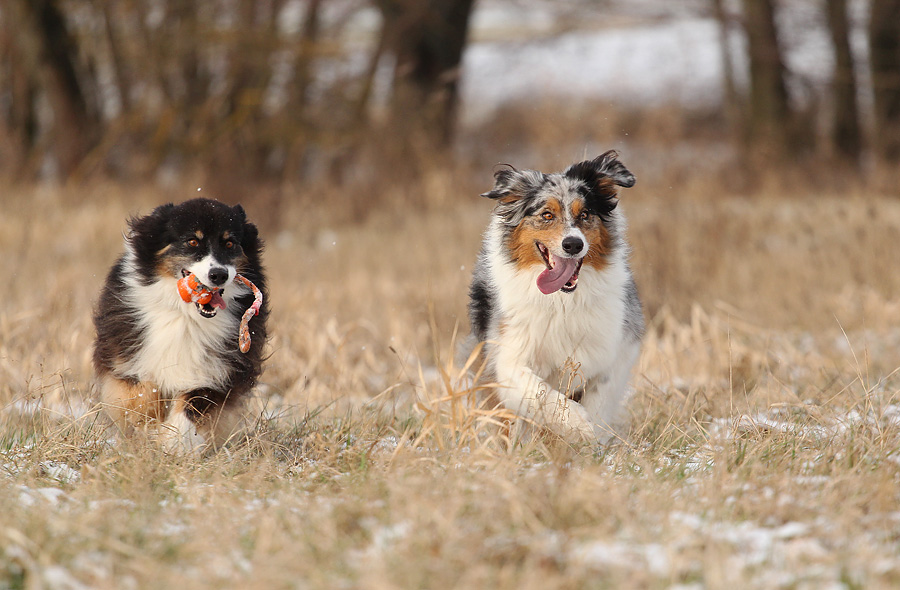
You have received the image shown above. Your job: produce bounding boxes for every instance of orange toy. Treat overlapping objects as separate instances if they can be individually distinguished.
[177,273,214,305]
[176,272,263,354]
[234,274,263,353]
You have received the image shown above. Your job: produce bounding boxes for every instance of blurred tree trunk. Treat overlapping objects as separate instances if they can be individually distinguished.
[283,0,321,181]
[742,0,796,155]
[209,0,282,187]
[0,14,39,175]
[8,0,98,179]
[375,0,475,156]
[826,0,862,165]
[293,0,321,114]
[712,0,740,134]
[869,0,900,162]
[99,1,131,113]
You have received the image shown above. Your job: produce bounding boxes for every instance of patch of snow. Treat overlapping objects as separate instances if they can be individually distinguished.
[42,565,88,590]
[369,520,412,551]
[571,540,670,576]
[157,521,189,537]
[18,485,69,508]
[705,403,900,447]
[87,498,137,511]
[4,397,94,421]
[40,461,81,484]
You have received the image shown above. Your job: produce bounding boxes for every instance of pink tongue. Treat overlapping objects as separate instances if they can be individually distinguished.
[536,255,578,294]
[209,290,227,310]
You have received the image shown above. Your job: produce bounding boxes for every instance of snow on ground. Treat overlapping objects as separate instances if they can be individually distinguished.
[3,400,899,587]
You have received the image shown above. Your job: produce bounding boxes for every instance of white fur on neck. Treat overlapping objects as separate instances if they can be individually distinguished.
[117,248,247,395]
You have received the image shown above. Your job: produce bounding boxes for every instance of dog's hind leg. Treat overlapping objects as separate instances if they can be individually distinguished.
[98,374,167,436]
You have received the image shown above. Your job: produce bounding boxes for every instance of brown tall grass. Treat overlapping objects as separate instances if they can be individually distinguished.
[1,170,899,589]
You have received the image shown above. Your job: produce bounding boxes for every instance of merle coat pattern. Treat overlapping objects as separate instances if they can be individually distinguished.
[468,152,644,443]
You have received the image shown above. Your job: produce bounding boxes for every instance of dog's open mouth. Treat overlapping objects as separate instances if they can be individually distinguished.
[181,269,226,318]
[535,241,583,294]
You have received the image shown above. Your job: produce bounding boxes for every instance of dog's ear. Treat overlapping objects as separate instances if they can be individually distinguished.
[232,204,247,223]
[565,151,635,191]
[481,167,544,204]
[128,203,174,246]
[240,219,263,262]
[126,204,174,272]
[241,221,258,250]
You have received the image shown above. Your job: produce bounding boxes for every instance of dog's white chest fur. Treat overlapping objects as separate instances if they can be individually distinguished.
[119,269,239,395]
[491,252,630,379]
[480,221,641,441]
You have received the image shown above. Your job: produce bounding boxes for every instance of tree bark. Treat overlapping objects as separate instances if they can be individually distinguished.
[712,0,741,134]
[375,0,475,151]
[869,0,900,162]
[0,13,39,173]
[826,0,862,164]
[742,0,794,154]
[98,0,131,114]
[10,0,97,178]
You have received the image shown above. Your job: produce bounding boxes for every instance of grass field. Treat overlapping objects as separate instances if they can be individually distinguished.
[2,174,900,589]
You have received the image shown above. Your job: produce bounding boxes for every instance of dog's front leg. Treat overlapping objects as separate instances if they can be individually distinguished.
[157,388,245,455]
[493,361,596,442]
[156,392,212,455]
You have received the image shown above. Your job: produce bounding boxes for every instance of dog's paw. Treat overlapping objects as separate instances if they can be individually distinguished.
[557,400,597,442]
[155,412,208,456]
[534,395,596,442]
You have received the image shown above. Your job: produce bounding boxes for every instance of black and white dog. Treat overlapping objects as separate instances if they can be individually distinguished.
[468,152,644,443]
[93,198,268,453]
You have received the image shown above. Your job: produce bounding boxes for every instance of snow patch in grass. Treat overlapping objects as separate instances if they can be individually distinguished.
[42,565,89,590]
[40,460,81,483]
[571,539,670,576]
[18,485,68,507]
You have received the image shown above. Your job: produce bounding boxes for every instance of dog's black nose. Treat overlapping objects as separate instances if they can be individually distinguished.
[561,236,584,255]
[208,267,229,286]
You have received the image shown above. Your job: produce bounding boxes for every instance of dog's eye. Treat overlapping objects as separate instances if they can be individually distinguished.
[187,239,199,248]
[579,211,590,221]
[224,240,234,250]
[541,211,554,221]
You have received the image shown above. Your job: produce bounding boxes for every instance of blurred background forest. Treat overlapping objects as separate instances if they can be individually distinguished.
[2,0,899,200]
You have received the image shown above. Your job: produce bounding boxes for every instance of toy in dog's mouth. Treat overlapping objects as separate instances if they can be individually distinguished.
[176,271,263,353]
[535,241,583,294]
[178,270,226,318]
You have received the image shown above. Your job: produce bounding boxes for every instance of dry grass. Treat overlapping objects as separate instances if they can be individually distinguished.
[1,176,899,589]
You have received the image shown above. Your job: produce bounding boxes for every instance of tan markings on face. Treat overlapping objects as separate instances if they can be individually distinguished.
[234,253,250,274]
[222,231,231,240]
[195,230,204,239]
[155,245,173,273]
[158,254,193,279]
[571,200,586,220]
[507,198,566,271]
[577,204,612,271]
